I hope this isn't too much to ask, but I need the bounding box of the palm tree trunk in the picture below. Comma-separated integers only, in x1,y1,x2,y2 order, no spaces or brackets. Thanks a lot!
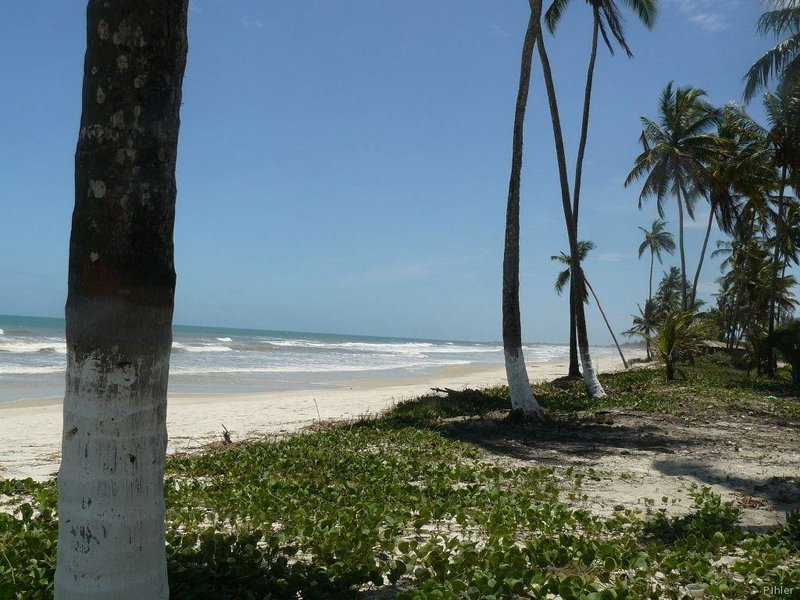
675,185,688,310
55,2,189,598
647,252,654,359
566,11,599,380
767,166,788,377
502,3,543,418
690,203,715,309
585,278,628,368
572,10,599,225
568,286,581,376
536,33,605,398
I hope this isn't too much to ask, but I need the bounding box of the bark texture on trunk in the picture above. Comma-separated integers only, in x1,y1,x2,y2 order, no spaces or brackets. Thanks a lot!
675,186,688,310
586,279,628,369
536,31,605,397
568,290,581,377
767,167,788,377
690,205,715,309
56,2,189,598
502,2,543,417
565,15,598,379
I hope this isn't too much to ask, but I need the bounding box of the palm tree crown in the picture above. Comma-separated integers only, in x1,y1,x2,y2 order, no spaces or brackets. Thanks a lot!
638,218,675,263
744,0,800,100
545,0,657,56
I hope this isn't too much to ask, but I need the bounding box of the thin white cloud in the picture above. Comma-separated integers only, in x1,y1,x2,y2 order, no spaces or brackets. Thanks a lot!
666,0,735,34
690,12,729,33
489,24,511,39
241,18,263,29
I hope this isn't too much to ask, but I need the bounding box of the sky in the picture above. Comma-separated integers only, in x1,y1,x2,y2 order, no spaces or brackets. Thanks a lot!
0,0,783,343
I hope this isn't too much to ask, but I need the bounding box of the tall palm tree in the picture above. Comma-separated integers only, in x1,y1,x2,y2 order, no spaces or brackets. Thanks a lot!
625,82,719,310
689,105,772,309
544,0,657,378
551,241,629,368
536,20,606,397
501,0,544,418
763,80,800,374
55,2,189,597
637,218,675,306
744,0,800,101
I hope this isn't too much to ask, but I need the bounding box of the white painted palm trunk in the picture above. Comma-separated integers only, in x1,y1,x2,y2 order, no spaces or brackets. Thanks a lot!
56,350,169,599
579,347,606,398
504,348,543,417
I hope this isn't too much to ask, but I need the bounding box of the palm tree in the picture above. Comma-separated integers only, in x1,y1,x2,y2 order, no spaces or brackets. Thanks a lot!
536,17,606,397
501,0,544,418
744,0,800,101
688,105,772,309
624,300,659,359
544,0,657,378
625,83,719,309
770,319,800,384
763,80,800,374
551,241,629,368
649,310,710,380
637,218,675,309
55,2,189,597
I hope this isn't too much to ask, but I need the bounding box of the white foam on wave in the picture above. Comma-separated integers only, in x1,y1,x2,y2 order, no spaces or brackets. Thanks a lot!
216,337,233,342
0,365,64,375
0,339,68,354
169,359,471,375
0,329,4,335
172,342,232,353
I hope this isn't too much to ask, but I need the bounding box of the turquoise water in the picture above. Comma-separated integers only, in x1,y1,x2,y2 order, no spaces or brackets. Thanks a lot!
0,314,613,403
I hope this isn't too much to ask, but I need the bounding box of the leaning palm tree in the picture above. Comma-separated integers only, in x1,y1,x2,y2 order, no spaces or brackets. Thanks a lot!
536,24,606,397
544,0,657,378
744,0,800,101
501,0,544,418
637,218,675,307
625,83,719,309
55,2,189,598
552,241,629,368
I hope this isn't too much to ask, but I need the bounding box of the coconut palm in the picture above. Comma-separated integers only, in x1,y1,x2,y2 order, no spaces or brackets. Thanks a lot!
624,299,659,359
501,0,544,418
648,310,711,380
763,80,800,374
536,17,606,397
770,319,800,384
55,2,189,597
688,105,773,309
637,218,675,309
625,83,720,309
544,0,657,378
744,0,800,101
551,242,629,368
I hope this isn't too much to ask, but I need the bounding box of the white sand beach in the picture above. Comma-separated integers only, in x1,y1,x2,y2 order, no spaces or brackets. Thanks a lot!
0,353,638,480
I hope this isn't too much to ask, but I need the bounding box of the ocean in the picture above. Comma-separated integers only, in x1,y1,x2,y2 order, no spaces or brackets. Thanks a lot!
0,314,615,403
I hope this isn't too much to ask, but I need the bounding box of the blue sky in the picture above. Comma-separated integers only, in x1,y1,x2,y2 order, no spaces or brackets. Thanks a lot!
0,0,781,343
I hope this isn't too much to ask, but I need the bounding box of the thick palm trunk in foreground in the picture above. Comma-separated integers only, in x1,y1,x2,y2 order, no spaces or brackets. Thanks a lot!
56,2,189,598
536,31,605,397
502,2,543,418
